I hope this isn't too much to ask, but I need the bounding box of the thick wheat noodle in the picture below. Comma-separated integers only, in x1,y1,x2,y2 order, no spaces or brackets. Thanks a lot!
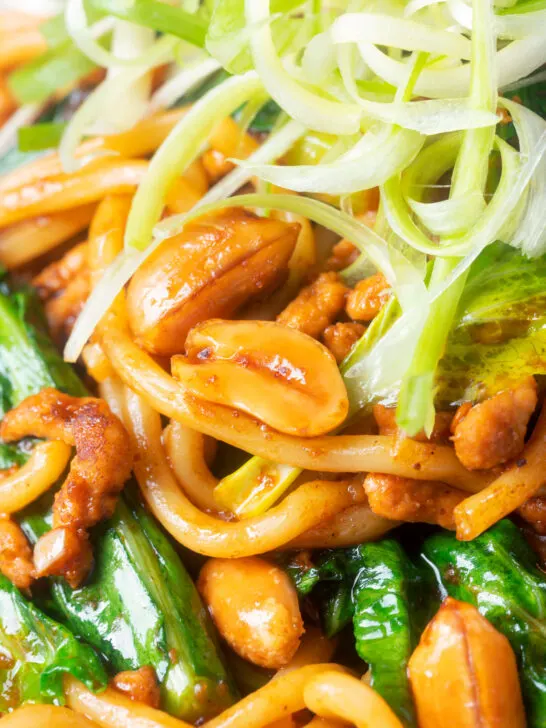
0,112,255,194
304,672,403,728
0,441,72,513
206,665,347,728
305,720,344,727
65,678,192,728
0,704,100,728
287,502,396,549
454,403,546,540
0,160,149,229
0,28,47,71
0,206,95,268
164,421,220,514
121,384,361,557
99,311,489,490
85,196,490,492
277,628,337,674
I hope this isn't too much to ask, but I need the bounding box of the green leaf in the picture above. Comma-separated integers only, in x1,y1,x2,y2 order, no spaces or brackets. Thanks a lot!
18,122,67,152
205,0,306,73
437,243,546,403
88,0,209,47
21,489,237,722
421,520,546,728
8,42,97,105
0,573,106,712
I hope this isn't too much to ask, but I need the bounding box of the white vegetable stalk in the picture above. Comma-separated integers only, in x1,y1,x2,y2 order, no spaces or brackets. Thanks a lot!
244,0,362,134
98,20,156,134
332,13,473,58
448,0,546,39
148,57,222,114
59,35,177,172
359,35,546,98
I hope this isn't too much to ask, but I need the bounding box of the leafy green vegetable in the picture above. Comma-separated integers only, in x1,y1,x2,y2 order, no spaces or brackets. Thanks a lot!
351,541,420,727
88,0,209,47
437,242,546,403
8,43,97,105
0,289,86,411
205,0,306,73
0,573,106,712
18,122,67,152
286,542,422,726
421,520,546,728
0,284,236,721
21,489,237,721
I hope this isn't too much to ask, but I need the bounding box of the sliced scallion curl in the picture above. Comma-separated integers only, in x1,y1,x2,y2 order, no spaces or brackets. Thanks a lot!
408,192,486,236
123,71,263,251
358,34,546,98
331,12,473,58
499,98,546,257
244,0,362,134
236,124,424,194
394,0,499,436
59,34,178,172
65,0,133,68
148,57,222,114
448,0,546,38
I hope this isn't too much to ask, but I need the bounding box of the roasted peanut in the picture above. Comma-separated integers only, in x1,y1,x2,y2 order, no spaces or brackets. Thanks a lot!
198,557,304,669
127,209,299,356
408,598,526,728
171,319,349,437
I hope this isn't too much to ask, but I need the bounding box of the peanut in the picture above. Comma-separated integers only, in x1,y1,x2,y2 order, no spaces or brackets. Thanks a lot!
171,319,349,436
127,209,299,356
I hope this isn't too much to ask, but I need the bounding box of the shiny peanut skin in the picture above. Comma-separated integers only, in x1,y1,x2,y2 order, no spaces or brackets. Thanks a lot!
172,319,349,436
408,598,526,728
198,557,304,670
127,209,299,356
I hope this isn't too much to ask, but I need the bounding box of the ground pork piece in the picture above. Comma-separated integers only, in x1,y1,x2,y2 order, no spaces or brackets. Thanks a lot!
451,378,537,471
518,496,546,535
346,273,391,322
364,473,466,530
0,515,34,589
326,240,359,272
1,389,133,587
277,272,347,339
33,241,88,299
322,322,365,363
112,666,161,708
373,404,453,444
44,272,90,342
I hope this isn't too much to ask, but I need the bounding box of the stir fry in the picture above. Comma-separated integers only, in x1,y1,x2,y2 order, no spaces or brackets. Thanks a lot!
0,0,545,726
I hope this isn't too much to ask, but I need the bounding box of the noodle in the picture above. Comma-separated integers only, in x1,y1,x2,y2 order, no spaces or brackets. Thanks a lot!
0,161,149,228
163,421,220,514
0,440,72,513
304,671,403,728
1,704,100,728
205,665,346,728
454,404,546,540
122,384,360,557
100,317,489,489
0,206,95,268
288,502,396,549
0,28,47,71
66,678,192,728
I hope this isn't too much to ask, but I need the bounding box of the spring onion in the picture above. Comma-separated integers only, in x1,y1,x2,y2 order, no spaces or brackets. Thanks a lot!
18,121,66,151
86,0,209,48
